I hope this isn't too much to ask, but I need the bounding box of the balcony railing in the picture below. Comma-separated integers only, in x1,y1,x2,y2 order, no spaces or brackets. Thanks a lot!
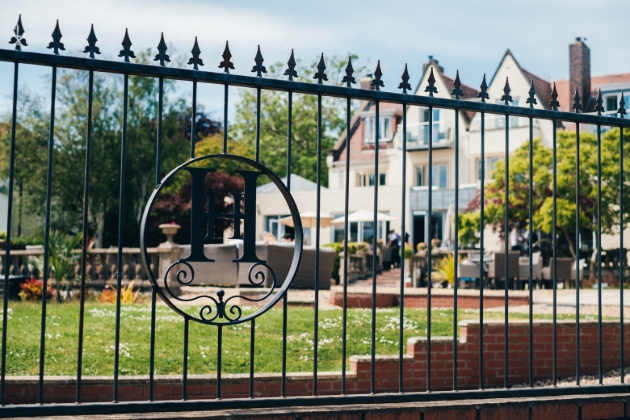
395,121,453,150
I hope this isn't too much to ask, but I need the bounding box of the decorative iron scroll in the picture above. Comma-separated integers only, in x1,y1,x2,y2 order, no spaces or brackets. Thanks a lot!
139,154,303,325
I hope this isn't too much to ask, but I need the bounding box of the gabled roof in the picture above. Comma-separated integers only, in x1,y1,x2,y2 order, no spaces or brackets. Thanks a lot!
257,174,325,193
489,49,552,110
414,58,477,121
330,99,370,160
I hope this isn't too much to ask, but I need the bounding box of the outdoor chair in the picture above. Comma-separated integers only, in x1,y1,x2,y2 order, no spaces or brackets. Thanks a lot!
457,259,482,289
541,257,573,289
237,243,334,290
487,251,520,289
518,252,542,289
567,259,586,289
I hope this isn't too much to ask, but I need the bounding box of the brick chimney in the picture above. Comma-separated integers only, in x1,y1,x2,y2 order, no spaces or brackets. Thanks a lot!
570,37,591,107
360,77,375,90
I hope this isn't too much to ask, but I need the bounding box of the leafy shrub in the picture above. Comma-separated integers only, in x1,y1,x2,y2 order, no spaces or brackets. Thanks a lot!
18,278,54,301
433,254,458,286
322,243,342,282
99,281,143,304
400,244,414,260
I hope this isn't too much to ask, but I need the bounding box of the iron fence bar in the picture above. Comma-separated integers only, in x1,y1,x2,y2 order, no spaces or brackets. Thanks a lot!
504,114,509,389
399,102,407,393
191,80,197,159
182,318,189,400
38,65,57,403
575,122,581,386
217,325,222,399
280,88,292,398
598,122,603,384
149,75,164,402
479,111,485,390
313,93,322,396
0,62,18,406
528,116,534,388
156,77,163,182
453,106,459,391
149,292,157,401
371,100,380,395
341,96,351,395
223,84,228,154
2,50,628,126
427,105,433,392
621,126,625,383
255,87,261,162
552,119,557,386
113,72,129,402
249,318,255,398
76,68,94,403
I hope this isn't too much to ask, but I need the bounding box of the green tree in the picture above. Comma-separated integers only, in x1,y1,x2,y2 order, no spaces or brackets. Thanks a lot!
0,51,193,247
476,129,630,258
231,55,367,186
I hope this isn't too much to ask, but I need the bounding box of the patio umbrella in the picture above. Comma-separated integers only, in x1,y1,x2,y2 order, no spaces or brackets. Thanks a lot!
279,211,334,228
331,209,396,225
444,204,455,247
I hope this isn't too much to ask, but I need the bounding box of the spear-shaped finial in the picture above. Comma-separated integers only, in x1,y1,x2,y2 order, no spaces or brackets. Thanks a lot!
283,49,297,81
154,33,170,66
572,86,582,113
370,60,384,91
424,67,437,97
47,20,65,55
219,41,235,74
451,70,463,100
526,80,537,108
618,92,627,118
83,24,100,59
342,56,356,88
595,89,604,115
313,53,328,84
251,45,267,77
549,82,560,111
501,77,513,105
188,37,204,70
118,28,135,63
9,15,27,51
398,64,411,94
477,74,489,103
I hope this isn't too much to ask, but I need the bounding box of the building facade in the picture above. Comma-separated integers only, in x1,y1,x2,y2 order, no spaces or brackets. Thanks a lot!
256,39,630,250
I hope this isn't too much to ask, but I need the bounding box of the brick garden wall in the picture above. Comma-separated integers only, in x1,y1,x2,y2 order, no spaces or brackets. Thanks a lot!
6,320,628,405
329,288,530,309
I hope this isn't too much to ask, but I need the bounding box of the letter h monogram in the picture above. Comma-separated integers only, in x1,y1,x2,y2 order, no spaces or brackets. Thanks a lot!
182,168,264,264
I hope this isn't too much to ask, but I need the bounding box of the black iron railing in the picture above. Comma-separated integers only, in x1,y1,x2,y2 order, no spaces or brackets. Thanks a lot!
1,15,630,417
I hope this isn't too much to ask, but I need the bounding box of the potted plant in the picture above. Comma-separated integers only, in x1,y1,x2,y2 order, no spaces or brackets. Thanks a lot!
0,231,5,250
47,230,83,302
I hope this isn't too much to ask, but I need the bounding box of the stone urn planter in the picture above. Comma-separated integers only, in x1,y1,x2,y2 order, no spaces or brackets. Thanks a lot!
158,223,181,246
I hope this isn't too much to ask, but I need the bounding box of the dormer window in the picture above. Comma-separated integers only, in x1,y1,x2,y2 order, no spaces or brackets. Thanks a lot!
364,116,393,144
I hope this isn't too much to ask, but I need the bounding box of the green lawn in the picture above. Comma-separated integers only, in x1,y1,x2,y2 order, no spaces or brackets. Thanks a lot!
1,302,589,376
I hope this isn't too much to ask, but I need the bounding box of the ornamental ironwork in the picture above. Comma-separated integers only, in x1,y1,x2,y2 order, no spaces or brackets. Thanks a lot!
139,154,303,325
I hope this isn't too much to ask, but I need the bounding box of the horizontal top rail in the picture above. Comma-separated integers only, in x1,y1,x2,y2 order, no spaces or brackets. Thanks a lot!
0,48,628,127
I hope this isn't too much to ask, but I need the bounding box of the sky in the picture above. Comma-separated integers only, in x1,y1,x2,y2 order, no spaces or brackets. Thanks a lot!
0,0,628,119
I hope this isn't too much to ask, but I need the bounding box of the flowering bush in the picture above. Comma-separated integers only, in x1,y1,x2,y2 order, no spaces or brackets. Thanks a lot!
18,278,54,302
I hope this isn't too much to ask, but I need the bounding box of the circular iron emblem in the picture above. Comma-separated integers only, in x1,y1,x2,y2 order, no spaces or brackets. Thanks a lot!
140,154,303,325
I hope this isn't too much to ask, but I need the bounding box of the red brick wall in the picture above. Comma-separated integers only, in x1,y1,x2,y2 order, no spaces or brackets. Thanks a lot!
329,290,529,309
6,320,628,405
